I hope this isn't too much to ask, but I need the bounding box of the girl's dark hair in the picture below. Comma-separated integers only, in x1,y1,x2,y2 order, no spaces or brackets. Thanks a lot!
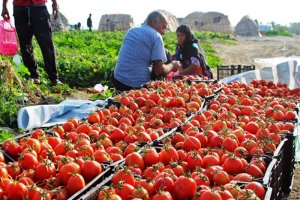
176,25,198,46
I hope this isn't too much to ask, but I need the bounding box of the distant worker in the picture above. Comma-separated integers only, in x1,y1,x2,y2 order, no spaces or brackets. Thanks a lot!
77,22,81,31
1,0,62,86
87,13,92,31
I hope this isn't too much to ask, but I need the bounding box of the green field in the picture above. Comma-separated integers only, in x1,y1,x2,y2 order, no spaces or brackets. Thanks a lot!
0,30,235,130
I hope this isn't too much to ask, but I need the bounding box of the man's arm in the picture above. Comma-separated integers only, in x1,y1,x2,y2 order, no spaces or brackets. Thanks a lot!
152,60,182,77
52,0,58,20
1,0,10,20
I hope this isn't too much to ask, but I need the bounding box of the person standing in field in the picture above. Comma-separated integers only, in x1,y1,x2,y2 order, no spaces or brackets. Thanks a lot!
1,0,62,86
112,11,182,91
87,13,92,31
77,22,81,31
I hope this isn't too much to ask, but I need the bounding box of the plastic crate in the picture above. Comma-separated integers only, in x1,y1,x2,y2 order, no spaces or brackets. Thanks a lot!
0,150,15,163
263,158,283,200
217,64,255,80
78,174,114,200
281,133,295,193
263,133,296,199
68,167,112,200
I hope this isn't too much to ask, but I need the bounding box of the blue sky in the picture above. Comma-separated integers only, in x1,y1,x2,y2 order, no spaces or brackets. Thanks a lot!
3,0,299,30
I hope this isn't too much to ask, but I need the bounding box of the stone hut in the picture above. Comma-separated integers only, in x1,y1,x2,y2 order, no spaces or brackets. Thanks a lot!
50,12,69,32
183,11,233,34
156,10,179,32
181,12,204,29
98,14,135,32
234,16,259,36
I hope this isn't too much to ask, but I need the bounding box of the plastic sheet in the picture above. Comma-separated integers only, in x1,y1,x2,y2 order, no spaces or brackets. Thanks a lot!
220,57,300,89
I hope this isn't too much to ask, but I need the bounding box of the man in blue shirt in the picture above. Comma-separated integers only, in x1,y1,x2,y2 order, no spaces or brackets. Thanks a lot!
113,11,181,91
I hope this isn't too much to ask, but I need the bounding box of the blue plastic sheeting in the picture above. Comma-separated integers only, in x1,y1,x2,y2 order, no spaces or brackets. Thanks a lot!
220,59,300,89
17,99,106,131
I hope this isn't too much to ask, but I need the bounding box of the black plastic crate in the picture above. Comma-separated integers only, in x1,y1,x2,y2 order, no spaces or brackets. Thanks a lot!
262,133,296,199
217,64,255,80
68,167,112,200
0,150,15,163
281,133,295,193
263,158,283,200
78,173,114,200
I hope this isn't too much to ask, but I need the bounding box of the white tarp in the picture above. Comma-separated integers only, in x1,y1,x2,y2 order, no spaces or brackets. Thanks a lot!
220,56,300,89
17,99,106,131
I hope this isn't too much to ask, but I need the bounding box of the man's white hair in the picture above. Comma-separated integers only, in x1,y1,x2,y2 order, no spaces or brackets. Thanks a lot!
145,11,167,25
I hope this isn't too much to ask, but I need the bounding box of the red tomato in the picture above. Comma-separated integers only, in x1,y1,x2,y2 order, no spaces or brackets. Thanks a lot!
112,169,136,186
223,157,244,174
125,152,145,170
94,149,111,163
245,181,266,199
202,154,220,169
58,162,81,185
81,160,102,182
115,183,135,200
187,152,203,171
233,147,249,158
182,136,201,152
131,187,150,200
3,181,28,200
222,138,238,152
75,123,91,134
159,146,179,165
5,162,21,179
35,159,56,181
87,112,100,124
245,163,264,178
154,176,174,193
151,191,173,200
3,140,21,159
173,176,197,199
194,173,210,186
136,179,155,196
19,153,38,170
143,147,159,167
62,121,75,132
67,173,86,196
234,173,254,182
0,167,8,179
109,127,125,142
213,170,230,185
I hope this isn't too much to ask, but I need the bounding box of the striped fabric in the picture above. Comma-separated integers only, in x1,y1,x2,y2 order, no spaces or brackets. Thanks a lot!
220,58,300,89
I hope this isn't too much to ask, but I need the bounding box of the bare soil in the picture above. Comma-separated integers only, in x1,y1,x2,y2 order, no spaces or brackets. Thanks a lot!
212,36,300,67
288,166,300,200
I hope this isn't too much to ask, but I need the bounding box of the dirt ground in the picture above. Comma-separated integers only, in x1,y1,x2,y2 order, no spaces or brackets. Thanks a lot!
212,35,300,67
211,35,300,79
288,165,300,200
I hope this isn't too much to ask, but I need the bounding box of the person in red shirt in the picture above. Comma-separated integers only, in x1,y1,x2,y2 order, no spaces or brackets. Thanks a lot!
1,0,62,86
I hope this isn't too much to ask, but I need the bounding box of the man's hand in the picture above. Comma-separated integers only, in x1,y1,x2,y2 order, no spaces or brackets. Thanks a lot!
171,60,182,72
52,0,59,20
1,6,10,20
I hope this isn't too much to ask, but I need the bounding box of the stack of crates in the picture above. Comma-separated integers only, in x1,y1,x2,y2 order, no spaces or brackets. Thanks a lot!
281,133,296,194
217,64,255,80
263,133,296,199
